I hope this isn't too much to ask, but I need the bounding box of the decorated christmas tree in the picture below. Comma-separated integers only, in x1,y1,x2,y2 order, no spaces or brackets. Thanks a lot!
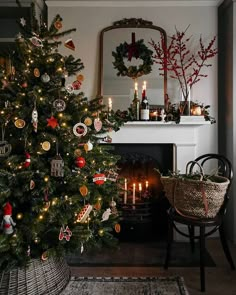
0,6,124,271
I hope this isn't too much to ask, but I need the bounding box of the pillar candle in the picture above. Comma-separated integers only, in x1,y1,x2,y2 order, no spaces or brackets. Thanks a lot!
145,181,149,189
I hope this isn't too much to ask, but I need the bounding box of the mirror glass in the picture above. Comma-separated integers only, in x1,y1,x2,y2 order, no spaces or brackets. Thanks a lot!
98,19,167,111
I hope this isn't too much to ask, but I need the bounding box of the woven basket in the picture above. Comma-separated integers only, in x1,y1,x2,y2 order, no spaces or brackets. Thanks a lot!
0,256,70,295
161,162,230,218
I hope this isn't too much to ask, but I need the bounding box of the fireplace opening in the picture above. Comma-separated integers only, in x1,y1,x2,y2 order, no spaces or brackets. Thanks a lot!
109,143,174,242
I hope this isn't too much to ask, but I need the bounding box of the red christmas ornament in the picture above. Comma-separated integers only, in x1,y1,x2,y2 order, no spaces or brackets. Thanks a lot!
24,152,31,168
75,157,86,168
72,80,82,90
21,81,28,88
47,116,59,129
93,173,106,185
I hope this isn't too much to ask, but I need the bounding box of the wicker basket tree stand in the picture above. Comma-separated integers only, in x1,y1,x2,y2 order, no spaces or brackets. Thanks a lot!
0,257,70,295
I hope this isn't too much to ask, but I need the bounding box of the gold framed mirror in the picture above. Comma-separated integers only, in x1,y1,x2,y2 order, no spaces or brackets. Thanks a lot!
98,18,167,111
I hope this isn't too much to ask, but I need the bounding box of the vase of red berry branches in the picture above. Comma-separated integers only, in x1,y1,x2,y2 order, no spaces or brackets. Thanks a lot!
149,26,218,115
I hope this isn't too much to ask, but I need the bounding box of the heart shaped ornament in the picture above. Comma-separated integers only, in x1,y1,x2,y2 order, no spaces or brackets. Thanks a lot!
94,118,102,132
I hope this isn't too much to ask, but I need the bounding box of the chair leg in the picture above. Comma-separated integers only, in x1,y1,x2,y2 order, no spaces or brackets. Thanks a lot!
219,224,235,270
164,216,173,269
199,226,206,292
188,225,195,252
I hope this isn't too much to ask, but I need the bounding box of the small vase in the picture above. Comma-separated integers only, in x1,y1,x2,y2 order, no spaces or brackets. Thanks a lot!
179,100,191,116
179,86,191,116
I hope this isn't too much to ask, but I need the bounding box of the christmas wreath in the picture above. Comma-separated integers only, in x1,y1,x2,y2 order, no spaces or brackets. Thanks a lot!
112,38,153,79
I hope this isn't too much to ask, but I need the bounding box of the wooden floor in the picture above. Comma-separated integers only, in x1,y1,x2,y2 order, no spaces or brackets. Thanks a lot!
70,238,236,294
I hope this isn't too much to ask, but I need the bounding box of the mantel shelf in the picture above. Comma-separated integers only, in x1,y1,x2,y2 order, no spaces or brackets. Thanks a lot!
125,120,211,127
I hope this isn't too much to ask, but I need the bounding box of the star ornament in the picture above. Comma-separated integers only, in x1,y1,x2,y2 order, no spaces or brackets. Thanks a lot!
47,116,59,128
20,17,26,26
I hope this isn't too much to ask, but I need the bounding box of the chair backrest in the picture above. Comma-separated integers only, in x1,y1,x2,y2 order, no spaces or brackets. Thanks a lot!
191,153,233,215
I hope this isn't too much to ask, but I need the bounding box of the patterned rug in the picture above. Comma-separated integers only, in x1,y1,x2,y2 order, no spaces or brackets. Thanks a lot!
61,276,189,295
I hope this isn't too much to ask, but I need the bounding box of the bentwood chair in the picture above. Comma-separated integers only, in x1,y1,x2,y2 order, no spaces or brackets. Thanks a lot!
164,153,235,292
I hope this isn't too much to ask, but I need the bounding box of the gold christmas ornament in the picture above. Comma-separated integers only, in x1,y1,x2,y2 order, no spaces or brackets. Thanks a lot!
79,185,88,197
42,141,51,151
114,223,121,233
14,119,26,128
74,148,82,157
33,68,40,77
84,141,93,152
84,117,92,126
77,74,84,81
98,229,104,236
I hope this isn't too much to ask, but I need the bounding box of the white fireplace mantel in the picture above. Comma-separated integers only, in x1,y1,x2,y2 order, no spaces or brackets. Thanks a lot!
111,120,211,173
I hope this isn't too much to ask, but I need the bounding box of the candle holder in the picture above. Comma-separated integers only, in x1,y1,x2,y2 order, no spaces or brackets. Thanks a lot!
149,109,158,121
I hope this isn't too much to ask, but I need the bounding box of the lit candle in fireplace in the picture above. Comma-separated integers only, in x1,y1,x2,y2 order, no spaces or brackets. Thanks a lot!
139,183,142,192
145,181,149,189
139,183,142,198
132,183,136,204
124,178,127,204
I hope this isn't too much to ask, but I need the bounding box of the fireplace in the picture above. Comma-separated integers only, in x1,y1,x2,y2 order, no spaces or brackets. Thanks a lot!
108,120,210,241
109,143,174,242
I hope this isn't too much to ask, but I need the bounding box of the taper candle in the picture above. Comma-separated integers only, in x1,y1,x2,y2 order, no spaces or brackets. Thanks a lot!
138,183,142,192
124,178,127,204
108,97,112,114
132,183,136,204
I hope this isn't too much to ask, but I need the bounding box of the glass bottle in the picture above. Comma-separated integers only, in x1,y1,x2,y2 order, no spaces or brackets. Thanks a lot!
140,89,149,121
132,88,140,121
